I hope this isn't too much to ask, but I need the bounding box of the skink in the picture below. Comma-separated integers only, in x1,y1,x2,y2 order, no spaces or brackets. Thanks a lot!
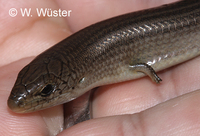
7,0,200,119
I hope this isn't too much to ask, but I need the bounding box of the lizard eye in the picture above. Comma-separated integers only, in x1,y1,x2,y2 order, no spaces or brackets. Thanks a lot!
41,84,54,97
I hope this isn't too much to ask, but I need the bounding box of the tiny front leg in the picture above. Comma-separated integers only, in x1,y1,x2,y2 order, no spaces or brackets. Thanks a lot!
129,63,162,83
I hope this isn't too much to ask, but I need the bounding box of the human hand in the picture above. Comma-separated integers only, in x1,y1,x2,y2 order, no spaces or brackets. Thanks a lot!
1,0,200,136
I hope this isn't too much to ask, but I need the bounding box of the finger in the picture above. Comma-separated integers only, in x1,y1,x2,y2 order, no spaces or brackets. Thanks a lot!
58,0,178,32
59,89,200,136
0,0,70,66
